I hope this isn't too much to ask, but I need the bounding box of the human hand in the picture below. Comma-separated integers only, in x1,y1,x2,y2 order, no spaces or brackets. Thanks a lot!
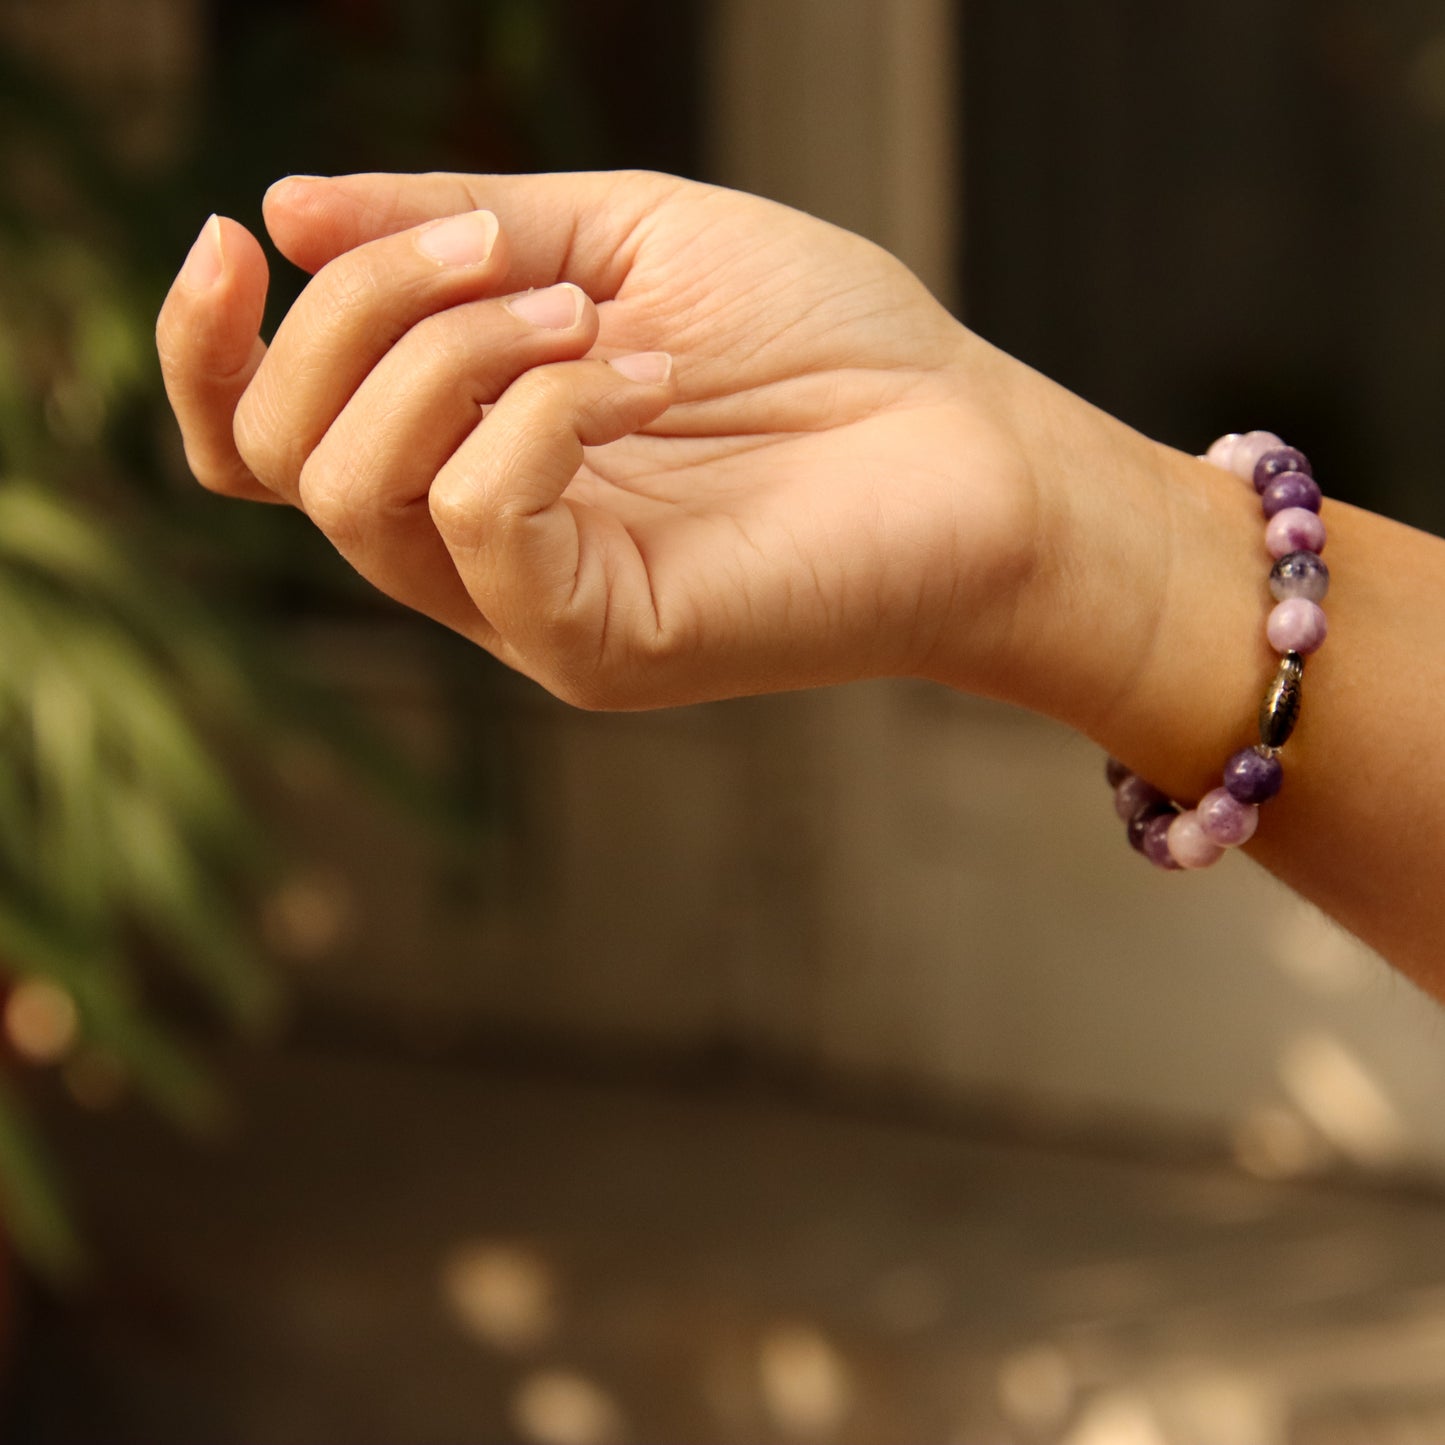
158,171,1100,710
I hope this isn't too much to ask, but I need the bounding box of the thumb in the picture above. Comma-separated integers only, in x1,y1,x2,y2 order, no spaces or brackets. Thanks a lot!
262,170,681,299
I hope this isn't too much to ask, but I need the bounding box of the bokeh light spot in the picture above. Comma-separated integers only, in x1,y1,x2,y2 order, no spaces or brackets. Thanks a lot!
510,1368,625,1445
5,978,79,1065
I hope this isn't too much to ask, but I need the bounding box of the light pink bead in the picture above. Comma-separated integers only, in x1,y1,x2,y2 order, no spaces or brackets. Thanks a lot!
1196,787,1259,847
1266,597,1328,655
1229,430,1285,483
1167,810,1226,869
1265,506,1327,558
1205,433,1242,470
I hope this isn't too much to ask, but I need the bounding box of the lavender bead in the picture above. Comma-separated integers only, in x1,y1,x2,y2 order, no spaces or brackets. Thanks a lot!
1141,813,1182,870
1223,746,1283,804
1167,810,1226,869
1205,434,1242,471
1115,774,1165,821
1196,787,1259,847
1228,430,1285,483
1269,551,1330,603
1252,446,1312,493
1261,473,1323,518
1266,507,1327,558
1267,598,1328,655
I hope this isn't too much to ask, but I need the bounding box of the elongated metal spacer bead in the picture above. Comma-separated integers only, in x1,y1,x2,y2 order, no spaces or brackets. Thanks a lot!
1259,651,1304,749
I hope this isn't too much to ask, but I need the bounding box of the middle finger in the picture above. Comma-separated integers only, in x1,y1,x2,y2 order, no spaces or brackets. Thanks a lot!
296,281,599,642
233,208,507,503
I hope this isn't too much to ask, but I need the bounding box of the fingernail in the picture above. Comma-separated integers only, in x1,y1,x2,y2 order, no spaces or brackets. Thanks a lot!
417,209,500,267
609,351,673,384
180,215,223,291
265,174,323,203
505,283,585,329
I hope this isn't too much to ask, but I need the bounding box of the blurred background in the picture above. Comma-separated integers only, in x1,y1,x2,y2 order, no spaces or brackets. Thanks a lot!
1,1,1444,1442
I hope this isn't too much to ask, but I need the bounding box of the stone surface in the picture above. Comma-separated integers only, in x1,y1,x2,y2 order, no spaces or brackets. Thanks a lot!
17,1047,1445,1445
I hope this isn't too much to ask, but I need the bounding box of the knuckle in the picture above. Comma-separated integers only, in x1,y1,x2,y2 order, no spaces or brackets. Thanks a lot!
427,477,474,542
313,249,387,322
545,665,618,713
185,440,254,498
613,167,672,198
404,306,469,365
296,453,358,543
232,386,293,485
509,364,575,420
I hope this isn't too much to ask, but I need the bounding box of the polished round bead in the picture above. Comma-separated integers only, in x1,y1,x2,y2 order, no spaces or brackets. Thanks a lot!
1105,756,1132,788
1141,813,1182,869
1269,551,1330,603
1228,431,1285,483
1252,446,1312,493
1127,800,1175,852
1261,473,1322,518
1267,598,1327,655
1167,810,1226,869
1265,507,1327,558
1196,787,1259,846
1114,774,1166,821
1205,433,1243,471
1223,746,1283,804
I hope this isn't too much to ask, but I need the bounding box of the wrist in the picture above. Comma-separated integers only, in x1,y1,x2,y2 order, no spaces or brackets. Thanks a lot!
922,348,1266,802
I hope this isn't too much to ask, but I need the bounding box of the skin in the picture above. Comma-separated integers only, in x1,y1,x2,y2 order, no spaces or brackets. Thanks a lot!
156,170,1445,993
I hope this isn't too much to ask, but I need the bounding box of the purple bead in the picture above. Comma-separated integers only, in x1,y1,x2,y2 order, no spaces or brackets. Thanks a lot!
1265,507,1327,558
1127,800,1175,852
1266,597,1328,655
1223,746,1283,804
1167,811,1226,869
1141,813,1181,870
1261,473,1322,518
1105,756,1132,788
1228,431,1285,483
1114,774,1165,821
1196,787,1259,847
1252,446,1312,493
1269,551,1329,603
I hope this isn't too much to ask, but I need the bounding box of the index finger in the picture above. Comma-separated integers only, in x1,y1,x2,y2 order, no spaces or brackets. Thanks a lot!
156,215,279,504
261,169,685,295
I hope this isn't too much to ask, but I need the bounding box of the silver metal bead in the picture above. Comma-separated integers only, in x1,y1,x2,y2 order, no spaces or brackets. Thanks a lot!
1259,652,1304,750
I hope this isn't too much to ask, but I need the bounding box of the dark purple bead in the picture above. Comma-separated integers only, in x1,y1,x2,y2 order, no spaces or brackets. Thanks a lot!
1127,801,1175,853
1114,774,1166,821
1223,746,1283,804
1141,813,1182,870
1269,550,1330,603
1261,473,1323,518
1105,756,1132,788
1252,446,1312,493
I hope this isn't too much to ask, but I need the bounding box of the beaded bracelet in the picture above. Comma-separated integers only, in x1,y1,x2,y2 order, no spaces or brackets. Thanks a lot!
1106,430,1329,870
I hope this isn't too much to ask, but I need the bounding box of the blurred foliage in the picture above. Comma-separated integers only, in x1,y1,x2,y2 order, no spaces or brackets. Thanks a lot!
0,1,587,1281
0,0,699,1283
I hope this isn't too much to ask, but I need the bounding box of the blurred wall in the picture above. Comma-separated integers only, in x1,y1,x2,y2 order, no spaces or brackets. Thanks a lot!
8,0,1444,1187
707,0,959,307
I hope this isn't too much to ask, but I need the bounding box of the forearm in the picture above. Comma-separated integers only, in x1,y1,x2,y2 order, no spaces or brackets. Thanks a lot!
936,342,1445,992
